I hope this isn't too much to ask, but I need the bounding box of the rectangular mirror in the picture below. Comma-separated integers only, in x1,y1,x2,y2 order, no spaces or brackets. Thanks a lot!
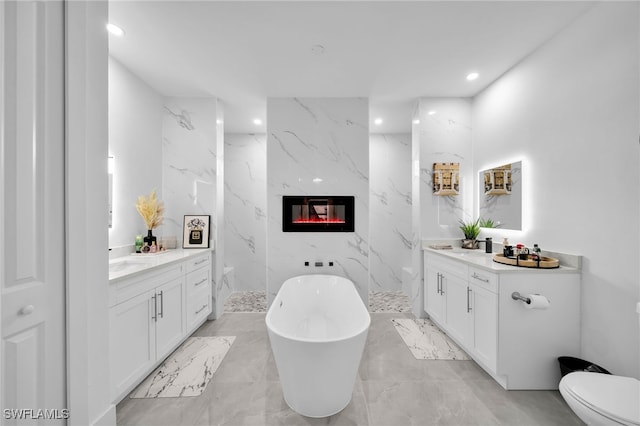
478,161,522,230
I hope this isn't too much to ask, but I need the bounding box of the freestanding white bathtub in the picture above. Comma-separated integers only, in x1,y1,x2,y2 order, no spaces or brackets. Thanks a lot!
266,274,371,418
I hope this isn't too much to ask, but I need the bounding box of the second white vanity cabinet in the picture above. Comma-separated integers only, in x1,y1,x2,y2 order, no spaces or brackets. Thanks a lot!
424,248,580,390
424,255,498,372
109,262,186,400
109,249,212,403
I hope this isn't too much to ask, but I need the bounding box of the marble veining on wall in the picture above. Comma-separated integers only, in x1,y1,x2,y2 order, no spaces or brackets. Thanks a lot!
370,134,412,292
266,98,370,305
162,97,227,318
224,134,267,292
162,98,217,244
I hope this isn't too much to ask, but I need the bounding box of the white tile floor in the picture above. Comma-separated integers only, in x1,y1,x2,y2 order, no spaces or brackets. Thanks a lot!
116,309,583,426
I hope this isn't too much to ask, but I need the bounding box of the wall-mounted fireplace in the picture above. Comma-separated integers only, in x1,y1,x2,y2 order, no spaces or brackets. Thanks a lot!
282,196,355,232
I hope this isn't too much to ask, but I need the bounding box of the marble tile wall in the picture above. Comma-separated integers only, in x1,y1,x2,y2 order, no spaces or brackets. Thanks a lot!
418,98,473,234
162,98,228,318
224,134,267,292
266,98,369,305
369,134,412,291
411,98,473,317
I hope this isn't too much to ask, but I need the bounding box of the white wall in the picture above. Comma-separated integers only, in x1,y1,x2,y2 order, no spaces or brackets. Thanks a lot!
370,133,412,291
473,2,640,377
224,133,267,292
66,1,114,424
108,57,164,249
266,98,370,304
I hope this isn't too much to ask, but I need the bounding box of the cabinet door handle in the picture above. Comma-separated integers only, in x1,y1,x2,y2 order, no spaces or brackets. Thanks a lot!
195,304,208,315
158,290,164,319
436,273,441,294
467,287,472,313
195,278,208,287
472,272,489,283
439,273,445,295
151,294,157,321
194,258,207,265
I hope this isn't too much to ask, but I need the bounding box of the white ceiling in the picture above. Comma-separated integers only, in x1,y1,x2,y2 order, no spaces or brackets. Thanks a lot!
108,1,595,133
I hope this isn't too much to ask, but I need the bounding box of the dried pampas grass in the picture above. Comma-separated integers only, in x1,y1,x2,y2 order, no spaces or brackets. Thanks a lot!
136,190,164,230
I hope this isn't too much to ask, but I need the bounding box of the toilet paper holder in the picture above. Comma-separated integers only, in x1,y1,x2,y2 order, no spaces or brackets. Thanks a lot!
511,292,531,304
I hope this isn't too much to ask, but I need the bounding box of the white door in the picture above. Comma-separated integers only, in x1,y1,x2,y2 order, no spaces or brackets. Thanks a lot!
1,1,66,423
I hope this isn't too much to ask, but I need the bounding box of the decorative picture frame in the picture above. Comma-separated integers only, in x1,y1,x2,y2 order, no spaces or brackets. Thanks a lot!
182,215,210,249
432,162,460,196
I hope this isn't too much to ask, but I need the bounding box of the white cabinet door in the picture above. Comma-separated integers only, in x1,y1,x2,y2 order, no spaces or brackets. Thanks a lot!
155,277,186,360
444,274,471,346
469,283,497,371
424,265,444,325
110,290,155,400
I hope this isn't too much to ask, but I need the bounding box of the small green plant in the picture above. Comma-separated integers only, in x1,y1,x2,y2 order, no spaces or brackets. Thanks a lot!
479,218,501,229
458,218,481,240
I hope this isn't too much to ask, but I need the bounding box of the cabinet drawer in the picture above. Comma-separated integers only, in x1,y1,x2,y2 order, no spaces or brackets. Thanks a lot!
425,253,468,280
187,286,211,331
187,267,210,296
186,252,211,274
468,267,498,293
110,264,184,307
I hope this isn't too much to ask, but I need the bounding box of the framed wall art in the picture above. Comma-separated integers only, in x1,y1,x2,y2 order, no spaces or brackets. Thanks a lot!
432,162,460,196
183,215,210,248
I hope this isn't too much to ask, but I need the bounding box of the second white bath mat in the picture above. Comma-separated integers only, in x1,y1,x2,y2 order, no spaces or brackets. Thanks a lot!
392,318,470,360
130,336,235,398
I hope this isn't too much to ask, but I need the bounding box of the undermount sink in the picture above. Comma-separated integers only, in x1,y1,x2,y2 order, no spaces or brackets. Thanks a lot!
108,258,153,274
452,250,488,257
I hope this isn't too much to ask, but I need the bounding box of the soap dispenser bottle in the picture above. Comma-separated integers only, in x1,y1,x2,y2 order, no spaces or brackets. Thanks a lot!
532,243,541,261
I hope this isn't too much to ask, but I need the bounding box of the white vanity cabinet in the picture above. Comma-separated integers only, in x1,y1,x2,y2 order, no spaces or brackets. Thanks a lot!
109,263,185,401
423,249,580,390
424,255,498,371
109,249,213,403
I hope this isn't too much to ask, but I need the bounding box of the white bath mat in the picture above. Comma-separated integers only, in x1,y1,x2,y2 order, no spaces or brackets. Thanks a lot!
392,318,470,360
130,336,235,398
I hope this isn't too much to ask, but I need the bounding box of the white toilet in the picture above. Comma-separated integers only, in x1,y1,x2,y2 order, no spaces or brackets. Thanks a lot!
559,302,640,426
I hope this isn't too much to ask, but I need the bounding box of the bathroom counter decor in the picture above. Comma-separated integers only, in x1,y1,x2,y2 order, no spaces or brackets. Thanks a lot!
492,253,559,269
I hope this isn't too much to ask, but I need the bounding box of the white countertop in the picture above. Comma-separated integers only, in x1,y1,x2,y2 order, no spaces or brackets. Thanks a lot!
423,245,579,274
109,248,214,282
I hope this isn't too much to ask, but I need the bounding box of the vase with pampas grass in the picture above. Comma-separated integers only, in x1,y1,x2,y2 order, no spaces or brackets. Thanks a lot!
135,190,164,250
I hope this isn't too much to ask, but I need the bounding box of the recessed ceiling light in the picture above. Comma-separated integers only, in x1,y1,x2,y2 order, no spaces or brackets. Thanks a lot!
374,118,383,125
253,118,262,125
428,111,437,116
106,23,124,37
412,119,420,124
466,72,479,81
